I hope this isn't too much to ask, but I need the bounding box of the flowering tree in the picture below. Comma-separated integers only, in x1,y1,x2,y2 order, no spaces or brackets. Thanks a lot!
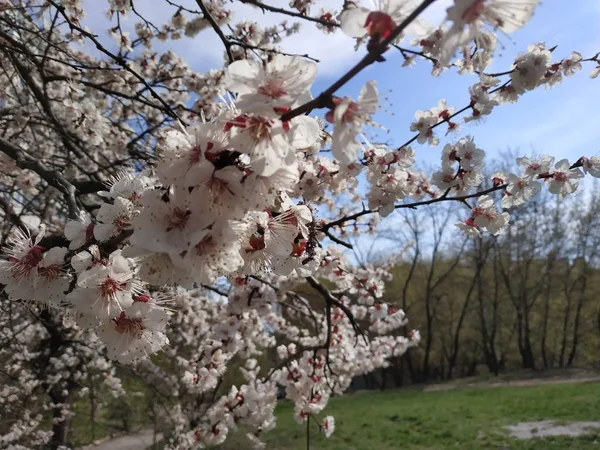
1,0,599,448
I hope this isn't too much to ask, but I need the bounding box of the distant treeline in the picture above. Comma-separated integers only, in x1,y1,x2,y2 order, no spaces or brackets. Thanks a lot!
355,181,600,387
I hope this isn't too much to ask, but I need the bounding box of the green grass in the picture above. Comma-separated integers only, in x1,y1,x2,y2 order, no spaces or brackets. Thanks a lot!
216,381,600,450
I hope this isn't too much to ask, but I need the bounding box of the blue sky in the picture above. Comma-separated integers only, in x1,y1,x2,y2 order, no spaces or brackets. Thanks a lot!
81,0,600,166
306,0,600,167
292,0,600,258
79,0,600,258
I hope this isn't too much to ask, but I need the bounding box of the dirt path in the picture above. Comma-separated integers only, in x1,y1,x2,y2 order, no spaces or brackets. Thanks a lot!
505,420,600,439
79,430,162,450
424,374,600,392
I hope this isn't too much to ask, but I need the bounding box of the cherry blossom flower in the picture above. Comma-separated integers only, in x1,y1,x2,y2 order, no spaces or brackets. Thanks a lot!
547,159,584,198
234,212,274,273
321,415,335,437
279,193,314,237
440,0,539,64
233,209,304,274
224,112,320,178
464,78,499,122
172,220,243,283
410,109,439,145
93,197,135,242
224,112,291,176
156,124,226,188
33,247,70,307
339,0,431,43
98,171,153,204
510,42,552,93
130,187,212,255
472,195,509,235
455,219,482,237
266,213,305,257
561,51,583,76
456,137,484,169
517,155,555,180
136,252,195,288
71,245,103,274
241,164,299,211
432,167,459,191
97,301,170,363
578,156,600,178
368,302,388,320
64,214,94,250
501,173,542,209
0,227,46,302
68,251,138,324
271,245,322,277
225,55,316,109
328,81,378,164
367,166,411,216
457,195,509,236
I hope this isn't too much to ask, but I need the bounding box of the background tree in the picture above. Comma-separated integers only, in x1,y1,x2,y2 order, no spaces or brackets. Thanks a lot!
1,0,600,448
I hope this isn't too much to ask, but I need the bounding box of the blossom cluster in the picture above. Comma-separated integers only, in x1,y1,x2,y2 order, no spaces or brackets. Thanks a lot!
1,0,600,448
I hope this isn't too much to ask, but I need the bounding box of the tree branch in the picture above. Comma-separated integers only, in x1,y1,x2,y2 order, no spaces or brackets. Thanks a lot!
45,0,186,125
237,0,339,28
305,276,366,343
0,136,79,218
195,0,234,63
280,0,438,121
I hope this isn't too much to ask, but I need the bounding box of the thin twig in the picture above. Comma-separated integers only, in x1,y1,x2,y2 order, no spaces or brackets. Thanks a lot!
237,0,339,28
45,0,186,125
0,196,28,230
229,39,320,62
280,0,439,121
201,283,230,297
321,184,507,232
305,276,367,344
0,136,79,219
195,0,234,63
322,228,353,249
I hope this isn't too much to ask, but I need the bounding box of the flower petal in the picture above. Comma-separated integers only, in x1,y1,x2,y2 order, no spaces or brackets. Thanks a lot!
339,7,370,38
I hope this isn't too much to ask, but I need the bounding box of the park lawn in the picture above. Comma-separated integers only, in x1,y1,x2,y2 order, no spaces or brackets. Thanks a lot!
217,381,600,450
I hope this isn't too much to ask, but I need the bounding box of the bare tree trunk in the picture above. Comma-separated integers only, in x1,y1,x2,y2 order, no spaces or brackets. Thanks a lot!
521,310,536,370
38,309,75,450
540,281,552,369
559,279,576,368
476,242,501,375
447,238,485,378
568,275,588,366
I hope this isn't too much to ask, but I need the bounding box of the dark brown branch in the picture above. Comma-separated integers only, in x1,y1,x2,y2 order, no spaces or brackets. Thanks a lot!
69,180,106,195
0,136,79,218
305,276,366,344
280,0,439,121
237,0,339,28
229,39,320,62
392,44,439,64
195,0,234,63
45,0,186,125
321,228,353,249
321,184,507,232
201,283,229,297
0,196,28,230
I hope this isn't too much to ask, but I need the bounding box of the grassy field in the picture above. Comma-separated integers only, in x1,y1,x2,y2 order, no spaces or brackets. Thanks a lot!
216,381,600,450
